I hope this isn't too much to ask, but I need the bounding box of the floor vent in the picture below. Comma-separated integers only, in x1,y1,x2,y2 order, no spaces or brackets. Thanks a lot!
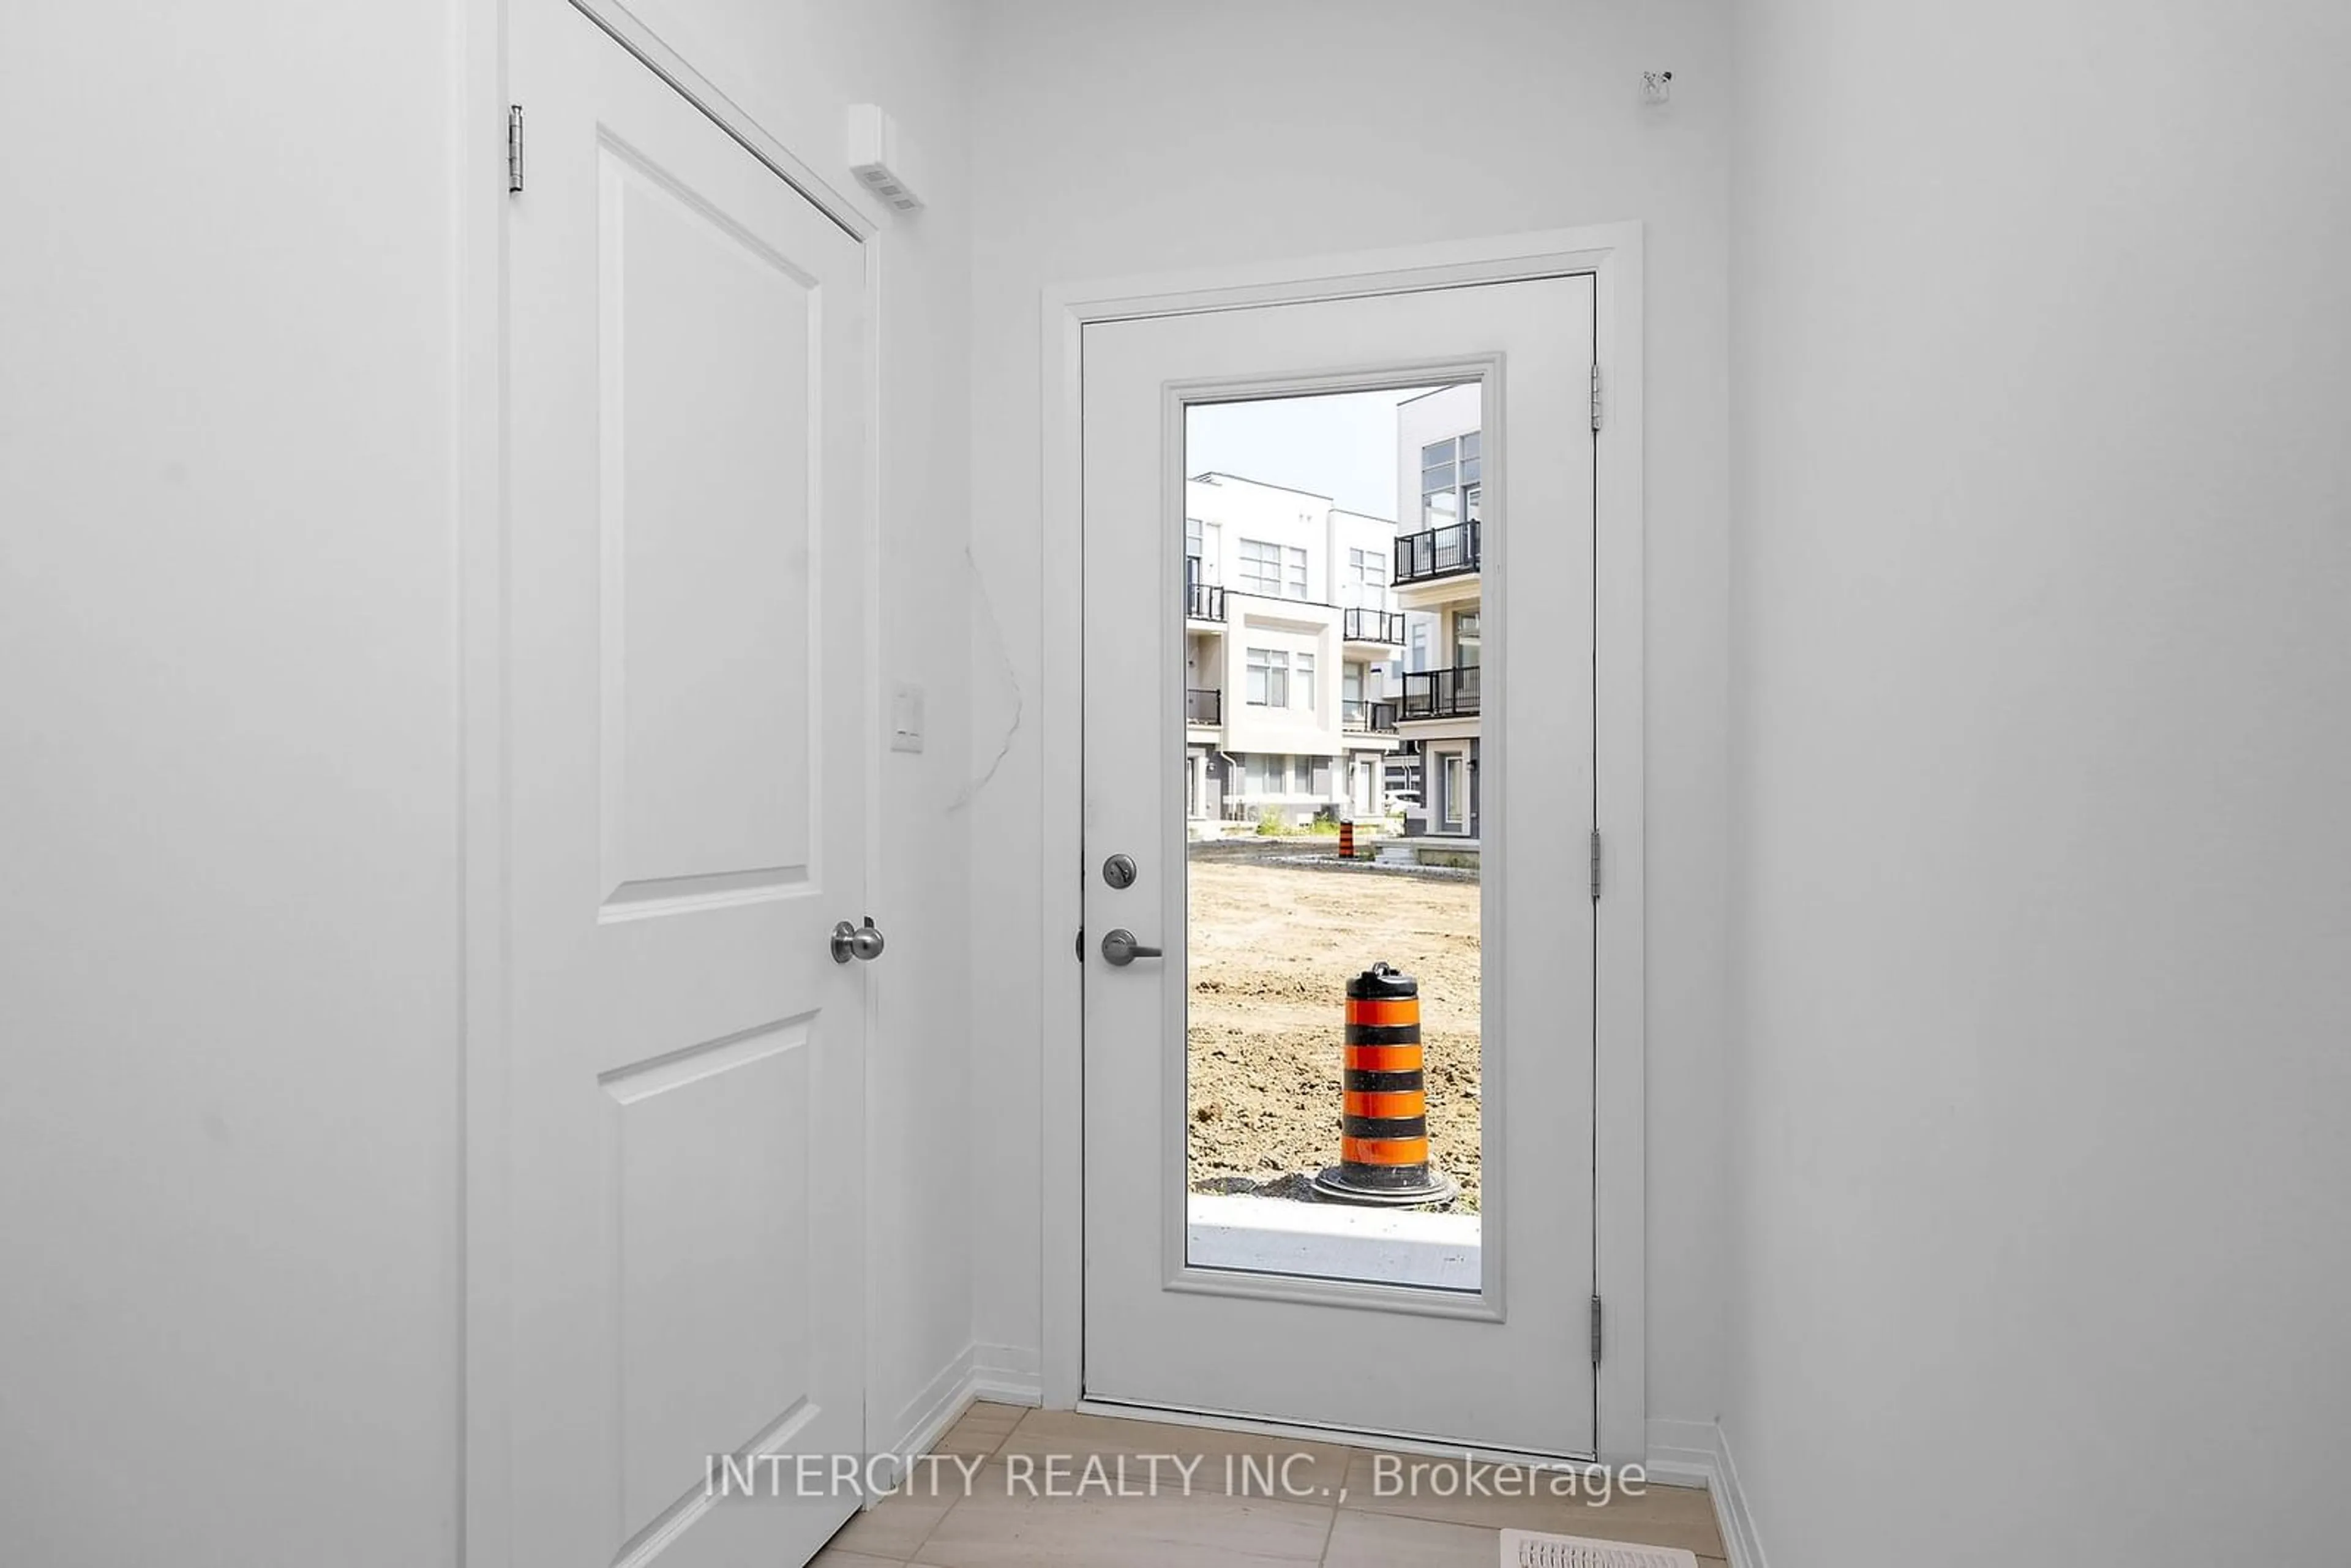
1499,1532,1699,1568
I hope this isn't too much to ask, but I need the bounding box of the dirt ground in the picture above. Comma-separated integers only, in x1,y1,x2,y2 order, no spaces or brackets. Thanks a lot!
1185,848,1482,1209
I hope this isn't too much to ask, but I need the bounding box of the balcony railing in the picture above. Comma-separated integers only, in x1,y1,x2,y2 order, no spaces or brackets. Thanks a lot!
1185,687,1223,725
1342,698,1400,733
1341,607,1405,644
1394,520,1481,583
1399,666,1480,719
1186,580,1226,622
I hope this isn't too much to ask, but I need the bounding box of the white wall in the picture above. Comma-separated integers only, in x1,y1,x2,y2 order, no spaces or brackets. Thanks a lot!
0,9,462,1562
0,2,977,1559
1723,2,2351,1562
967,0,1734,1431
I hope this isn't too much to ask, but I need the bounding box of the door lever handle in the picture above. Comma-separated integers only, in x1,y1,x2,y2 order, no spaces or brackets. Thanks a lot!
1099,928,1163,967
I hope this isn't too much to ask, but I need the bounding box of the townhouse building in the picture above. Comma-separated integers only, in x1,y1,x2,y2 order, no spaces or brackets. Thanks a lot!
1181,473,1406,825
1391,383,1484,838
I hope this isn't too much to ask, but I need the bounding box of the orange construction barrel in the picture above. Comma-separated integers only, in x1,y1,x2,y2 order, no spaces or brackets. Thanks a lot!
1311,962,1457,1206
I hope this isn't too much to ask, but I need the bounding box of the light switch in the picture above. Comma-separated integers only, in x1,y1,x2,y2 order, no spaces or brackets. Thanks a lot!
890,681,926,753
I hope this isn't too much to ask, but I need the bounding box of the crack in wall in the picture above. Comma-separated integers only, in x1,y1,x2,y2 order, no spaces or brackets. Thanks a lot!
951,542,1021,813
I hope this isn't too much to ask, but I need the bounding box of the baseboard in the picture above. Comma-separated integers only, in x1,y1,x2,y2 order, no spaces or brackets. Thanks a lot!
969,1341,1043,1406
872,1343,980,1484
1710,1420,1767,1568
1643,1417,1764,1568
866,1341,1044,1495
1640,1417,1715,1490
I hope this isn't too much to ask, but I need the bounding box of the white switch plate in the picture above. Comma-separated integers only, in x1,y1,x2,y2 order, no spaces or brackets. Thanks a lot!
890,681,926,752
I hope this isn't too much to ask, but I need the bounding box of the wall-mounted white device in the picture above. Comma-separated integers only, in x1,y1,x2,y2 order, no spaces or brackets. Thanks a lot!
846,104,926,213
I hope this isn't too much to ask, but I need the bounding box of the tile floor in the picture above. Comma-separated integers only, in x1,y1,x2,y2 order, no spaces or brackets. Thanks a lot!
816,1403,1727,1567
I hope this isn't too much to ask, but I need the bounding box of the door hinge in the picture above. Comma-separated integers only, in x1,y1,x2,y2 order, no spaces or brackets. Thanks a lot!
1589,1293,1603,1365
1589,828,1602,900
1589,362,1603,432
507,105,525,194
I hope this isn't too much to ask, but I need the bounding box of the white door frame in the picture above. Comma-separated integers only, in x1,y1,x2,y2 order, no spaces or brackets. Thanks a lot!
1037,223,1648,1462
453,6,888,1564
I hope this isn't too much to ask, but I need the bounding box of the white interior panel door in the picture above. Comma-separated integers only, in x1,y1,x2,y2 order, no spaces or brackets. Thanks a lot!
504,1,869,1562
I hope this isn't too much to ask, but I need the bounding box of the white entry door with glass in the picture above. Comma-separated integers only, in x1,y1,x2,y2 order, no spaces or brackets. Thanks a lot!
1081,275,1599,1455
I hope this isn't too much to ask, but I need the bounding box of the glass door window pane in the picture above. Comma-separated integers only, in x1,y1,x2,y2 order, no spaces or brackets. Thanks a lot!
1182,384,1485,1294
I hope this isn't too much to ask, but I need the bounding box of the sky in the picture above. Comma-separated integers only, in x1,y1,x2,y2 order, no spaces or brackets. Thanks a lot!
1184,385,1448,520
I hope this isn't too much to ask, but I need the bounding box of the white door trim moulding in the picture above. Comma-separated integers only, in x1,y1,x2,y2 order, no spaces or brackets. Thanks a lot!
555,1,877,241
1035,222,1648,1461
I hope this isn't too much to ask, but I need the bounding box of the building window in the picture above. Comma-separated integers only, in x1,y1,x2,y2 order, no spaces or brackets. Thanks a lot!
1453,610,1480,667
1248,753,1288,794
1245,647,1289,707
1343,662,1364,704
1307,757,1335,797
1235,539,1303,598
1346,547,1387,609
1294,652,1316,711
1409,618,1431,673
1420,431,1482,528
1235,538,1282,595
1187,517,1220,580
1443,753,1467,828
1421,441,1455,527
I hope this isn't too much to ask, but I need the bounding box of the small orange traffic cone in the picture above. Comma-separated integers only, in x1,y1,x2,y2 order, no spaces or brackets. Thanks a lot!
1312,963,1456,1206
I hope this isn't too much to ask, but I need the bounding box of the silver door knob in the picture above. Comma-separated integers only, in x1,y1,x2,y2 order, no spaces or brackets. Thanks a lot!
830,916,885,964
1100,928,1163,966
